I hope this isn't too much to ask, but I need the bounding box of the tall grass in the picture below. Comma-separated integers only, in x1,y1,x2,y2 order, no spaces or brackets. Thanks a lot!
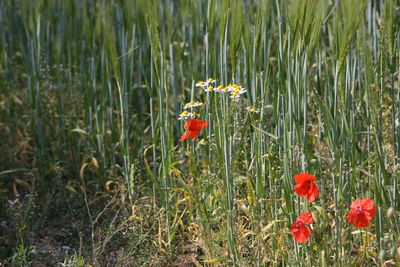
1,0,399,265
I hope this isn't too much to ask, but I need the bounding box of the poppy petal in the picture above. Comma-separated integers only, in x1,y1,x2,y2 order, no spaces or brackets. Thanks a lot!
294,173,316,184
183,119,194,130
187,130,199,139
350,199,365,209
180,130,199,142
306,182,319,202
187,119,208,131
348,199,376,227
360,199,376,216
290,221,311,243
294,183,309,197
297,212,314,224
180,131,191,142
347,210,371,227
180,119,208,142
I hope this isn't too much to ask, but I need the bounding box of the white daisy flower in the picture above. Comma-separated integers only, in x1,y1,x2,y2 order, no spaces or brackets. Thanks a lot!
232,84,247,94
178,110,198,120
225,84,246,94
183,101,203,109
206,78,216,84
236,88,247,94
226,84,237,92
213,85,224,92
195,81,207,88
199,139,207,145
217,87,230,93
205,86,214,92
246,106,260,113
229,93,240,101
196,78,216,88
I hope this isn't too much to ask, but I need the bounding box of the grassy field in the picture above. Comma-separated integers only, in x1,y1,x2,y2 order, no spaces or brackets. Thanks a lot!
1,0,399,266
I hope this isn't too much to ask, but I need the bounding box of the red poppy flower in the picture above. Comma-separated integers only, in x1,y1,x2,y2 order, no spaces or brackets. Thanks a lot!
290,221,311,243
296,212,314,224
290,212,314,243
294,173,319,202
180,119,208,142
347,198,376,227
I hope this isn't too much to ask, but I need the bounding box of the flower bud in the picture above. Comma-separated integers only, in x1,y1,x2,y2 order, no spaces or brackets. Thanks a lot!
387,207,395,218
390,247,396,257
379,250,386,261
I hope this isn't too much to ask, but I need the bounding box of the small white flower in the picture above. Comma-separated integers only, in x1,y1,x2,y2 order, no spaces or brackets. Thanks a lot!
195,81,207,88
196,78,216,88
225,83,246,94
206,78,216,84
213,85,223,92
229,93,240,101
246,106,260,113
233,84,247,94
226,84,236,92
205,86,214,92
236,88,247,94
178,110,198,120
199,139,207,145
183,101,203,109
217,87,230,93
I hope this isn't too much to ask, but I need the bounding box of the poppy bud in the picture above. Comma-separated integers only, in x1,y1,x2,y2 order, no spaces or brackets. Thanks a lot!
387,207,394,218
379,250,385,261
390,247,396,258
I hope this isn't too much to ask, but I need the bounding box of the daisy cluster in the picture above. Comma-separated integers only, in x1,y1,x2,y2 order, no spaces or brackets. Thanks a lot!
178,101,204,120
195,78,261,115
178,78,261,144
196,78,247,102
